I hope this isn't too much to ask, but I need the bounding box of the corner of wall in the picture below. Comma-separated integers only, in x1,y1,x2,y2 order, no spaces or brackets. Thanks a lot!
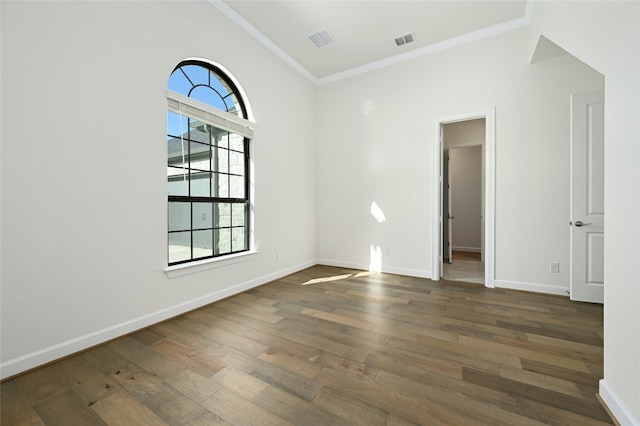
599,379,640,426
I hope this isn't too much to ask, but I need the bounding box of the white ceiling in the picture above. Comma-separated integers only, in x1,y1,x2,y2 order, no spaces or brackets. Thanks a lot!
213,0,531,84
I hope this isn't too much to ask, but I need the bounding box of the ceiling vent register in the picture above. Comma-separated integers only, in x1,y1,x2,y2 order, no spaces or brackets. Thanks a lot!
308,29,335,48
395,33,415,47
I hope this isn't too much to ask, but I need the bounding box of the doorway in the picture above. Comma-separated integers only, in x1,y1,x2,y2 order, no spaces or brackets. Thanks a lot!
443,130,484,284
432,109,495,288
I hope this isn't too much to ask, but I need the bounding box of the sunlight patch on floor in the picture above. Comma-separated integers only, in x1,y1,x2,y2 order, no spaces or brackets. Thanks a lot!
355,271,377,278
302,273,353,285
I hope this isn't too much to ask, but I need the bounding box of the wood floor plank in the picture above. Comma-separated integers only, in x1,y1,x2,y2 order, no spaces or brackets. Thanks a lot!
152,337,226,377
184,411,232,426
14,365,73,406
2,265,610,425
251,361,323,402
110,336,188,379
51,355,123,406
163,368,221,403
498,364,583,398
457,334,593,373
520,358,603,388
462,366,611,423
301,308,375,331
315,366,470,425
90,393,168,426
493,334,603,365
279,329,369,363
199,326,269,358
373,368,544,426
32,389,107,426
212,367,269,399
253,385,347,426
201,387,293,426
525,332,604,354
129,380,209,425
199,342,262,373
311,386,389,425
0,381,46,426
244,328,319,357
214,299,284,324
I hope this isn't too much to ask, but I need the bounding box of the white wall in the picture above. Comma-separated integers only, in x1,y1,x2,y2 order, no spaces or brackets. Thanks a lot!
0,1,317,378
529,2,640,423
317,26,604,292
449,146,482,251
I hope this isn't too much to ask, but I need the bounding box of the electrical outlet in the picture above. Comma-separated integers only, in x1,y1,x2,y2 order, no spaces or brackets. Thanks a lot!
549,262,560,273
276,252,282,261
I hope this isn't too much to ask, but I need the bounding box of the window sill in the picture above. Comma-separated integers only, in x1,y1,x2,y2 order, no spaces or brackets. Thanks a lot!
164,250,258,278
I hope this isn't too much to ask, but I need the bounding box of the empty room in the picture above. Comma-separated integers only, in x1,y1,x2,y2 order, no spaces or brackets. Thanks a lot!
1,1,638,425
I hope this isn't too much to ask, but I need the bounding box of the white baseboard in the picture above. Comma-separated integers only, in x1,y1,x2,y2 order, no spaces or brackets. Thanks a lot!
0,260,315,381
452,246,481,253
316,258,431,279
599,379,640,425
494,279,569,296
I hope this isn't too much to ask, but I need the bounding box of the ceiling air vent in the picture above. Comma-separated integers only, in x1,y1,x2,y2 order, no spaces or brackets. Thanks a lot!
308,29,335,48
394,32,415,47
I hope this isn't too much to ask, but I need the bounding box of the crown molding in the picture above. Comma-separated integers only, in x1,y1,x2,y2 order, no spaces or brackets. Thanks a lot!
317,14,531,85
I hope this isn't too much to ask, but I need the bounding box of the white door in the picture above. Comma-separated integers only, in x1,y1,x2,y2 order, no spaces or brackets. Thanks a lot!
570,91,604,303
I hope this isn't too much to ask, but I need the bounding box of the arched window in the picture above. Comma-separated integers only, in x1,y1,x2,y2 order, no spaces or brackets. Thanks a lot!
167,60,253,265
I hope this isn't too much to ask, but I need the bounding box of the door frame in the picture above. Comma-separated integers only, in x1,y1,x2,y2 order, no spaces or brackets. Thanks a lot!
432,108,496,288
443,148,452,264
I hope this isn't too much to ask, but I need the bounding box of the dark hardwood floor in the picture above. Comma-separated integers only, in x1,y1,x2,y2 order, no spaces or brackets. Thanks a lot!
452,250,482,262
1,265,611,425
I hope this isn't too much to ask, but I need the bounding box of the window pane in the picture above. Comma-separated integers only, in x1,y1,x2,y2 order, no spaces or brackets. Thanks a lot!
190,86,226,111
229,150,244,176
192,202,213,230
232,227,247,251
190,152,211,172
186,124,211,145
167,71,192,97
226,93,241,116
216,132,229,149
168,166,186,177
181,65,209,87
168,202,190,231
229,133,244,152
216,203,231,227
193,230,213,258
168,113,189,168
168,143,189,168
215,147,229,173
190,173,210,197
215,228,231,255
167,111,189,139
189,142,210,169
169,231,191,263
168,172,188,196
214,174,229,197
229,175,244,198
232,203,246,227
209,75,231,99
